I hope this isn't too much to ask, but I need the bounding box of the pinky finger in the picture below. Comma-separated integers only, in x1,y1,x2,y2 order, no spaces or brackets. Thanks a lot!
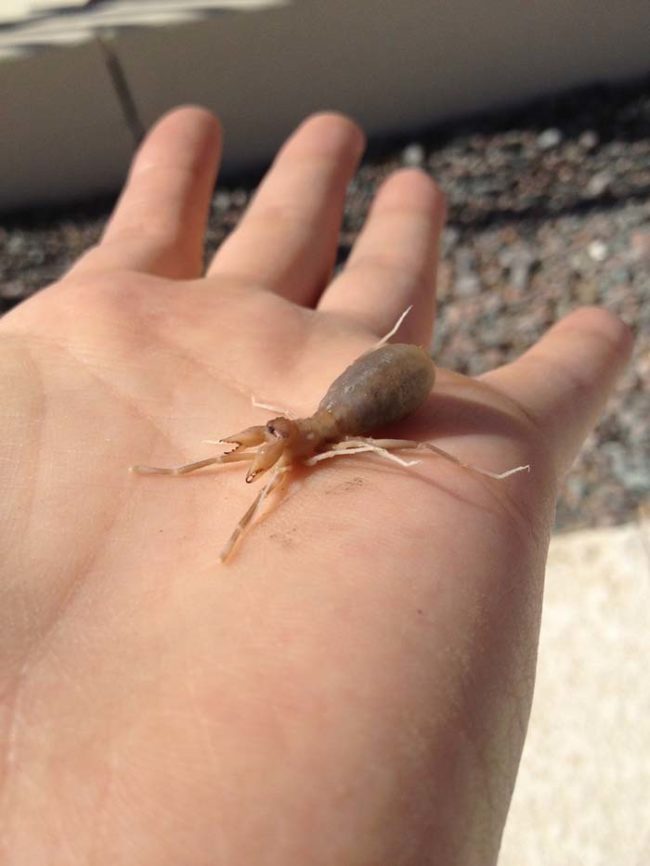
480,307,633,476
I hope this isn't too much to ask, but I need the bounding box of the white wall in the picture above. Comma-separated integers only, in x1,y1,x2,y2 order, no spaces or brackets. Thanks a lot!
1,41,133,210
1,0,648,210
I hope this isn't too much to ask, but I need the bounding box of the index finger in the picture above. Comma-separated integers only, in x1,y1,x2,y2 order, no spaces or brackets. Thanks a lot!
70,106,221,281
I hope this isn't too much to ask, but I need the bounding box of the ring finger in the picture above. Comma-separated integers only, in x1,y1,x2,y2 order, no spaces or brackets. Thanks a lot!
318,169,446,345
207,112,364,306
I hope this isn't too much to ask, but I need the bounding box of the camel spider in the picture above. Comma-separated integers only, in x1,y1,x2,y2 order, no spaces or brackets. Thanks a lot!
132,309,529,560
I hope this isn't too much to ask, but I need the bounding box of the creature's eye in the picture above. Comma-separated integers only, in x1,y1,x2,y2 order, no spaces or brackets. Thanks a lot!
266,418,292,439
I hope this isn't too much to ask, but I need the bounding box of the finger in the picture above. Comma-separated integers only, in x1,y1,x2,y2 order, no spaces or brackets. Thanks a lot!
70,106,221,280
318,169,445,345
207,112,364,305
481,307,634,475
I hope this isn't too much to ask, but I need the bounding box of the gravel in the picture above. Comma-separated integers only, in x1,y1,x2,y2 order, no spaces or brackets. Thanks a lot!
1,78,648,532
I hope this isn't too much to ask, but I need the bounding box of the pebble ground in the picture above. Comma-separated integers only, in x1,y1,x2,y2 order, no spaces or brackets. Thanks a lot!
1,78,648,531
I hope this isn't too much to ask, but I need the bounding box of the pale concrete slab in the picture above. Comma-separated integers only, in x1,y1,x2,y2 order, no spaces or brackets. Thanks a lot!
2,0,649,208
0,41,133,211
500,521,650,865
117,0,650,174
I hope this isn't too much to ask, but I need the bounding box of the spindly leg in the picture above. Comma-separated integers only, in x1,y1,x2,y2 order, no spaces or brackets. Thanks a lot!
369,305,413,351
131,451,254,476
305,442,420,468
220,466,289,561
251,395,295,418
343,437,530,480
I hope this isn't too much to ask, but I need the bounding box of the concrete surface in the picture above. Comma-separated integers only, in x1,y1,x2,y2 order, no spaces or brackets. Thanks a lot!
1,0,649,209
0,41,134,210
499,520,650,865
120,0,650,174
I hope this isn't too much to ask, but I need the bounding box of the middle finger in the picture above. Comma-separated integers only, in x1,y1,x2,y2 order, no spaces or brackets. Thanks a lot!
207,113,364,305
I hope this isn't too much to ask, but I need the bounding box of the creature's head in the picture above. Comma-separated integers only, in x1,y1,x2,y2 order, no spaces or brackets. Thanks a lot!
221,417,301,483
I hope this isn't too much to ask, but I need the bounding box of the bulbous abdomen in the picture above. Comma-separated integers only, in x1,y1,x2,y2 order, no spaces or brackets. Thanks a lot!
317,343,435,437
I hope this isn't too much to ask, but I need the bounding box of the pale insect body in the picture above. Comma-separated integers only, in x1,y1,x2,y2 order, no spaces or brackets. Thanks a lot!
132,314,529,561
319,343,435,435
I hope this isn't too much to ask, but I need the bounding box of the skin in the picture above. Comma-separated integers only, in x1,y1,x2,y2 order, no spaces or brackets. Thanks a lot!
0,107,632,865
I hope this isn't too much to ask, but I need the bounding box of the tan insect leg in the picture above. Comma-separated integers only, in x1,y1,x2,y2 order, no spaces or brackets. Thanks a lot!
251,395,296,418
220,467,289,562
304,445,368,465
305,442,420,468
131,451,254,476
345,437,530,480
370,305,413,350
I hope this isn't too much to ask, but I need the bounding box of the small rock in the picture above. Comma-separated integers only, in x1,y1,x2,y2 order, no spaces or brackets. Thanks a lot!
482,348,505,371
588,240,609,262
230,189,248,208
635,349,650,386
441,225,460,257
7,235,26,254
212,191,231,212
629,229,650,262
537,128,563,150
602,443,650,492
0,281,29,301
500,244,537,293
436,260,452,301
578,130,600,150
455,274,481,298
481,263,503,288
481,319,511,349
401,143,426,167
575,280,599,305
564,473,587,505
453,247,481,297
585,172,612,198
27,248,45,266
569,251,585,273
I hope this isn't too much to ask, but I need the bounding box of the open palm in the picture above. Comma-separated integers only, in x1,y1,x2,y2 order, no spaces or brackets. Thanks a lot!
0,109,631,865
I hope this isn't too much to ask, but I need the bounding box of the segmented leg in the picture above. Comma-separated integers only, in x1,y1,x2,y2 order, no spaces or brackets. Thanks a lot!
251,395,295,418
305,442,420,468
369,305,413,351
131,451,253,476
343,437,531,480
220,466,290,561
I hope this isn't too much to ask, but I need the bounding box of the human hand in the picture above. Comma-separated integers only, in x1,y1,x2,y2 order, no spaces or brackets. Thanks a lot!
0,107,631,865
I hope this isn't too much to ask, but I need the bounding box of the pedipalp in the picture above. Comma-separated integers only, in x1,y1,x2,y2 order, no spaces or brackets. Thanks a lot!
132,450,254,476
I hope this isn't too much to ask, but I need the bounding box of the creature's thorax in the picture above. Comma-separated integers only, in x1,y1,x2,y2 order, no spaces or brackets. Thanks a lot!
293,411,341,458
